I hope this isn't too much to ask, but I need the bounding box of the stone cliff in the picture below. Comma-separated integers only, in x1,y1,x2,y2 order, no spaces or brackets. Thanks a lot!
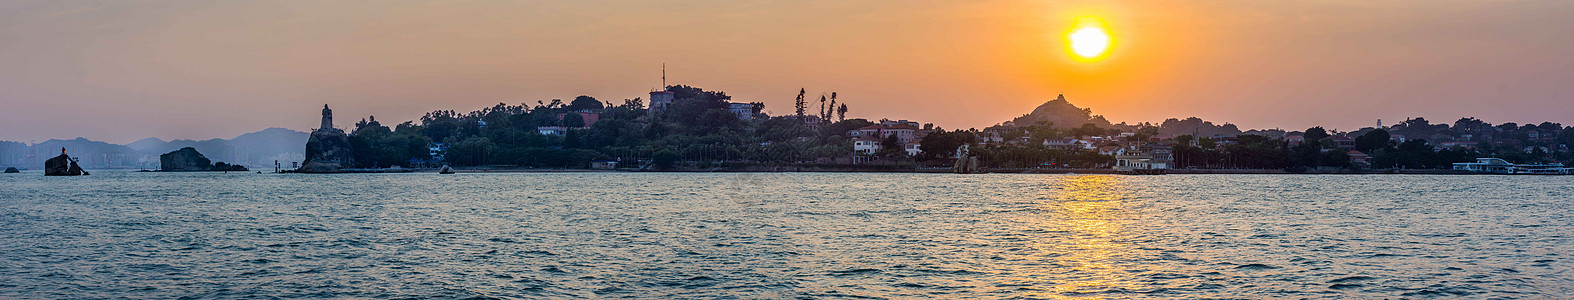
299,130,354,172
160,147,248,171
298,104,355,173
160,147,213,171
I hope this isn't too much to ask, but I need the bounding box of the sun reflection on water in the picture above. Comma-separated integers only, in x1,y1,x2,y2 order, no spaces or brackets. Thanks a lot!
1019,175,1139,299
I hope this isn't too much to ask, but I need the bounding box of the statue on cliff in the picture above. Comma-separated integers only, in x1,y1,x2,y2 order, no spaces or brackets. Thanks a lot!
299,105,355,173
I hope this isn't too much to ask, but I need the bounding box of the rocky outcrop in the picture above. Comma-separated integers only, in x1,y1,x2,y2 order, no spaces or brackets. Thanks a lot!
44,148,87,176
160,147,249,172
160,147,213,171
299,130,354,172
1006,94,1111,128
298,105,354,173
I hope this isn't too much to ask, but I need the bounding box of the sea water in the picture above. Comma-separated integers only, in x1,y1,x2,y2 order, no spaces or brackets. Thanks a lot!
1,171,1571,298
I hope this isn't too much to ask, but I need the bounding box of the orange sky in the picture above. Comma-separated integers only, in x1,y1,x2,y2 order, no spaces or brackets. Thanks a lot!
3,0,1573,143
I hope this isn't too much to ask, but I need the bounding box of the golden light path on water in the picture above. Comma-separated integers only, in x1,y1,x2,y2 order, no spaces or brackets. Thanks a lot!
1015,175,1137,299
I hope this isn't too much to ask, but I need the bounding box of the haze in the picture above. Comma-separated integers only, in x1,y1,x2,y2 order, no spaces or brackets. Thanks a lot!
3,0,1572,144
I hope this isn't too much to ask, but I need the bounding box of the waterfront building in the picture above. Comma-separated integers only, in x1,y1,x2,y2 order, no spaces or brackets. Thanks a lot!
589,160,618,170
1113,154,1169,171
1452,158,1513,173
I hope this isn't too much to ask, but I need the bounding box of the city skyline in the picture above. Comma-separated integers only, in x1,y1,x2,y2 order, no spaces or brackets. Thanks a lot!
3,0,1573,144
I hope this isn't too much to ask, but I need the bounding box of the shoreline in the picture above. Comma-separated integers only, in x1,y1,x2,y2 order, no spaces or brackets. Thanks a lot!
268,167,1520,175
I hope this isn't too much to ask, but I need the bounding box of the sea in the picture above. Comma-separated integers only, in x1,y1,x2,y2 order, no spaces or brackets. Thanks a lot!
1,170,1571,299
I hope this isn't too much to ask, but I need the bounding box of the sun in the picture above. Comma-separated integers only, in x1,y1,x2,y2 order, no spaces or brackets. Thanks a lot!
1066,17,1113,62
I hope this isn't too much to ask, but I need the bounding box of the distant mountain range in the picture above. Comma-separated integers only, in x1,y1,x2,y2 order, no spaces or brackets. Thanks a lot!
0,128,308,169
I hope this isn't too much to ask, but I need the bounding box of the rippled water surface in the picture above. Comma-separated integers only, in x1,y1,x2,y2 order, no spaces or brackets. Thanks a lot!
2,171,1572,299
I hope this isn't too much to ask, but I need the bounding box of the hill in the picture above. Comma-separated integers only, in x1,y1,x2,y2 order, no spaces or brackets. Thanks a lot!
1001,94,1112,128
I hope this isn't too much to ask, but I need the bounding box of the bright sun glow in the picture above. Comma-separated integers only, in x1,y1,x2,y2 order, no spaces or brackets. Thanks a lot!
1067,17,1113,62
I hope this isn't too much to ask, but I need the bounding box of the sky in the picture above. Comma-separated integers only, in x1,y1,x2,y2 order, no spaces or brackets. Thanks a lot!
2,0,1573,144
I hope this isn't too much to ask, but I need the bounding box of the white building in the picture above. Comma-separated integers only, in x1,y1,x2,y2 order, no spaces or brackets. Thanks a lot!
648,91,675,111
853,136,881,154
538,126,568,136
1043,138,1095,150
1114,154,1169,171
848,124,918,143
728,102,755,120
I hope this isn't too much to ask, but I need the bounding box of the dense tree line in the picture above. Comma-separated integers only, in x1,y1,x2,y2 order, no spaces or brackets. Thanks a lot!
343,86,862,169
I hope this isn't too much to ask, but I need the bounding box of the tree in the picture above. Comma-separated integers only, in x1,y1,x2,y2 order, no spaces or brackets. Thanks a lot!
447,137,496,166
794,88,807,119
653,150,679,170
1304,127,1330,141
837,103,848,121
879,134,903,158
566,95,604,111
562,113,586,128
1354,129,1392,152
828,92,837,122
1321,150,1349,167
819,94,828,122
918,129,975,160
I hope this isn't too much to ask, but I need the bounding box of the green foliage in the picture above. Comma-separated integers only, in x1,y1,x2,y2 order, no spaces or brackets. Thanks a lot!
1354,129,1392,152
567,95,604,111
1304,127,1330,141
918,130,975,160
653,150,679,170
562,113,586,128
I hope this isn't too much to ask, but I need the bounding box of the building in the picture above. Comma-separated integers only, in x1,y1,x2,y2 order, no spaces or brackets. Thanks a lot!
1113,154,1169,171
589,160,618,170
1435,140,1478,150
1284,134,1305,147
847,124,919,143
1347,150,1370,167
851,136,923,157
648,90,675,111
1330,136,1356,149
538,126,568,136
1452,158,1515,173
428,143,448,162
1043,138,1094,150
1097,146,1127,156
728,102,755,120
555,111,600,128
852,136,882,154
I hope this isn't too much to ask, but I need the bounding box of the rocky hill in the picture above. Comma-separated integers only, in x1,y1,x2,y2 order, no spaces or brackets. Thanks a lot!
1002,94,1111,128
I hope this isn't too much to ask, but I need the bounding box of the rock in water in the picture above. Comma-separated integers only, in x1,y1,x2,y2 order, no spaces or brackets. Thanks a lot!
3,167,18,173
160,147,213,171
298,105,355,173
44,148,86,176
158,147,249,172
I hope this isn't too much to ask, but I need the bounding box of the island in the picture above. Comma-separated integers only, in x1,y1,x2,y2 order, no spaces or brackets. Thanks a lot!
160,147,248,172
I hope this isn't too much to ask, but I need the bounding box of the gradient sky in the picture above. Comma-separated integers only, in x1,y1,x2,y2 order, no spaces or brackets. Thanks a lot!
3,0,1573,143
